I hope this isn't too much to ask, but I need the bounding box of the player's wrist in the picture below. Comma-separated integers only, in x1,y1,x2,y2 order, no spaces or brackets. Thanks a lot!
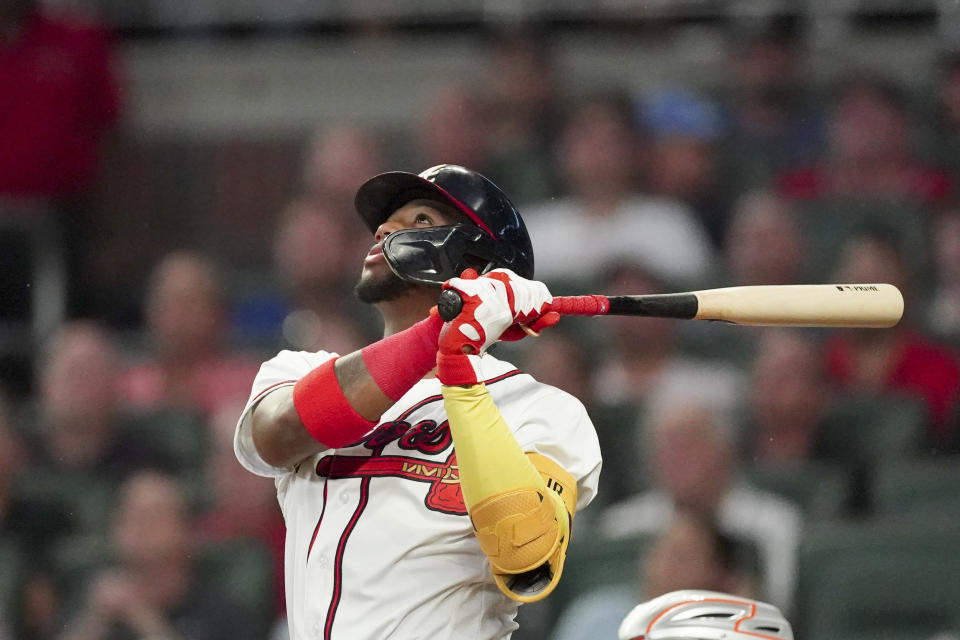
437,352,484,387
361,313,443,401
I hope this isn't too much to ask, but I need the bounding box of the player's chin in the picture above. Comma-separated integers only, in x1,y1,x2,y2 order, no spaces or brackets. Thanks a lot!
354,268,416,304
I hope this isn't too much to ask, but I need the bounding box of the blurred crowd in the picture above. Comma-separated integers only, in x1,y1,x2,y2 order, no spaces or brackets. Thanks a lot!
3,2,960,639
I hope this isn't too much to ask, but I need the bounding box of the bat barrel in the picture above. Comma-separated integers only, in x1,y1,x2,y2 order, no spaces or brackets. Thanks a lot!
693,283,904,327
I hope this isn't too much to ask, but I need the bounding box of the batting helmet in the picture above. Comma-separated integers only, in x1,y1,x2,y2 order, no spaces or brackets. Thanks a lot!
617,590,794,640
354,164,534,284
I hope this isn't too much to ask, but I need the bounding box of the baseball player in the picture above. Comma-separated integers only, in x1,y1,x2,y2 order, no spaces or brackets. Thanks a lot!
618,590,794,640
235,165,602,639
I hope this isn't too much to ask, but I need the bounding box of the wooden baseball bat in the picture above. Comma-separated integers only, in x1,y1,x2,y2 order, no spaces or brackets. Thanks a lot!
437,283,904,328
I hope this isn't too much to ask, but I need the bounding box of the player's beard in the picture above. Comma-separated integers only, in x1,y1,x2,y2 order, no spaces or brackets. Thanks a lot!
353,268,419,304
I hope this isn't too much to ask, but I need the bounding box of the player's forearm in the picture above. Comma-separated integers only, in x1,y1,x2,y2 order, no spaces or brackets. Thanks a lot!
251,386,327,468
442,384,548,507
251,315,442,467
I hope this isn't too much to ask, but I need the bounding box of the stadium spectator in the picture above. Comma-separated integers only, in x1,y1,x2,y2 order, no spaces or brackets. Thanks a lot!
414,83,492,176
591,260,743,407
0,393,40,640
480,28,561,204
523,92,715,289
0,392,28,536
922,52,960,175
26,322,174,512
824,228,960,450
197,399,285,618
744,330,831,462
723,190,806,286
301,123,388,218
640,88,727,246
268,197,374,351
515,327,596,406
118,251,260,417
0,0,122,369
777,75,951,207
552,508,755,640
926,207,960,344
715,24,823,203
600,393,803,614
59,471,263,640
0,0,120,199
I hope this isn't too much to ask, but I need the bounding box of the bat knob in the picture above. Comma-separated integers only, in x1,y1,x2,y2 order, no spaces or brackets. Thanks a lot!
438,289,464,321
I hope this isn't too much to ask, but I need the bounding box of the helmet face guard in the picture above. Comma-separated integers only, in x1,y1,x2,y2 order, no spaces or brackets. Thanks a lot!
382,224,516,285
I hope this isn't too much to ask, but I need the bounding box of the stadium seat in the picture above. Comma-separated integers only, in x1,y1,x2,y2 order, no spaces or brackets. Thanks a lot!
871,459,960,518
796,198,930,283
743,460,853,521
0,536,25,626
120,408,210,505
47,533,113,614
197,538,276,638
588,402,646,506
13,471,115,535
818,392,928,467
795,518,960,640
550,532,656,618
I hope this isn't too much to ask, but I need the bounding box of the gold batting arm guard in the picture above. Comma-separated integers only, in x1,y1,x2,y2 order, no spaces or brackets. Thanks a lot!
441,383,577,602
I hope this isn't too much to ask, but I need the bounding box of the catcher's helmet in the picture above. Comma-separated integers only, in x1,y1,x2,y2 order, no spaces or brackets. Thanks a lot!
618,590,794,640
354,164,534,284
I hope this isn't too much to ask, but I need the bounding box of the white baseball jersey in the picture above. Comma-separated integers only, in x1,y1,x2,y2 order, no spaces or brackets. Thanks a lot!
235,349,602,640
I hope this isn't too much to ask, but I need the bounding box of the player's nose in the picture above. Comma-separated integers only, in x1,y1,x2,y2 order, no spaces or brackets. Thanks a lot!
374,219,404,243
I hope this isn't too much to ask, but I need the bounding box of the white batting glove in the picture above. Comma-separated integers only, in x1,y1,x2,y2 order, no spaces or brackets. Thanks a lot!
436,268,554,386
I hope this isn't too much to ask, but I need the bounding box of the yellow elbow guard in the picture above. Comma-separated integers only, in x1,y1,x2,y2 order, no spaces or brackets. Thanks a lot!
472,487,564,575
470,454,578,603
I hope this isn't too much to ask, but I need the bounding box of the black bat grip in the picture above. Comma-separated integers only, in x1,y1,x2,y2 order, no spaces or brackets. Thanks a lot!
438,289,464,321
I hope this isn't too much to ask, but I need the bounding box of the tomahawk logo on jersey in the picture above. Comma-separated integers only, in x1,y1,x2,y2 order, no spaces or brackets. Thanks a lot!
235,348,601,639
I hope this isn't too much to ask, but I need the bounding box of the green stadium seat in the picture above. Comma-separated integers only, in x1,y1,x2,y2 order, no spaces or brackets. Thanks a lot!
549,532,656,621
121,408,209,476
588,402,646,507
196,538,275,638
796,198,931,283
795,518,960,640
13,471,115,535
743,460,854,521
0,536,25,625
871,459,960,518
120,408,211,506
818,393,928,467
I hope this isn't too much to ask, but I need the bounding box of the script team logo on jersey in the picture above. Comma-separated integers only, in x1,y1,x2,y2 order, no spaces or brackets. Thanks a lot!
315,419,466,515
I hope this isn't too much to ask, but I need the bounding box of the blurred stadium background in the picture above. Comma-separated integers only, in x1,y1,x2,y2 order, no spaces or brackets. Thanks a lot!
3,1,960,639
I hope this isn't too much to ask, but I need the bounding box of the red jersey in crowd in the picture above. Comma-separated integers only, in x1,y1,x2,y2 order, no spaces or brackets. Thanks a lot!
0,9,120,198
825,329,960,442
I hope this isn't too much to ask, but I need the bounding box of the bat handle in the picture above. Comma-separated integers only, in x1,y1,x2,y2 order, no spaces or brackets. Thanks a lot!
550,295,611,316
437,290,610,322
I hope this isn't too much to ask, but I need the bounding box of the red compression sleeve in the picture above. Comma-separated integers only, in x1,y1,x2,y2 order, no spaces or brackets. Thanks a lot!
361,314,443,401
292,358,375,448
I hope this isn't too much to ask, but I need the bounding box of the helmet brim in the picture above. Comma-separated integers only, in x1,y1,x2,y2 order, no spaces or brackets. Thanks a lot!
354,171,494,237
